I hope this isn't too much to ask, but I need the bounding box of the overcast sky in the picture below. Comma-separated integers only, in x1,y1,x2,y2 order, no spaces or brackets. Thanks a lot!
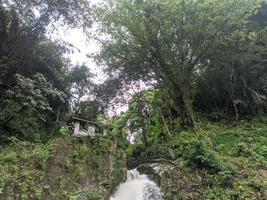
46,0,146,115
46,0,129,114
47,0,104,83
48,26,102,77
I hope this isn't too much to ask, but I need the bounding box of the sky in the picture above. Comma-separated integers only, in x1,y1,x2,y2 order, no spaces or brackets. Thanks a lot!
46,0,145,115
47,26,104,81
46,0,128,115
47,0,104,83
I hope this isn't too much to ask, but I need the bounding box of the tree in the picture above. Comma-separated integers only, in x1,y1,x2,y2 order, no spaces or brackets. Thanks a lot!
0,73,66,141
120,90,172,146
75,100,103,121
67,65,95,112
1,0,91,29
0,1,92,142
125,92,151,146
94,0,262,129
194,2,267,120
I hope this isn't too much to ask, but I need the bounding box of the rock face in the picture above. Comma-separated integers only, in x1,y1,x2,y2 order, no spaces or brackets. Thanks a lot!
42,137,127,200
1,137,127,200
137,160,203,200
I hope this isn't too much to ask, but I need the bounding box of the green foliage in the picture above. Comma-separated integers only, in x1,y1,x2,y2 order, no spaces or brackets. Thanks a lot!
0,1,95,142
0,73,67,142
0,138,51,199
185,140,223,174
1,0,91,28
59,125,71,138
68,65,96,112
79,190,106,200
0,4,71,142
0,0,266,199
203,188,240,200
94,0,266,128
203,170,236,189
235,142,252,157
91,136,113,154
127,143,146,168
212,121,267,167
109,149,127,190
127,119,267,199
218,171,235,188
75,100,102,121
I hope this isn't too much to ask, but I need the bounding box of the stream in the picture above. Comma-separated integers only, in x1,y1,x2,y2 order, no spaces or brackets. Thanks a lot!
110,169,163,200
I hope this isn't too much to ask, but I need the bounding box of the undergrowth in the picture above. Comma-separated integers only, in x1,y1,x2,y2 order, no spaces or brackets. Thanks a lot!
0,138,51,199
127,119,267,199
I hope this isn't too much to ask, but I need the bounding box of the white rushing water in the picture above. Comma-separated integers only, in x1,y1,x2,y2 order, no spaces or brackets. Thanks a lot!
110,169,163,200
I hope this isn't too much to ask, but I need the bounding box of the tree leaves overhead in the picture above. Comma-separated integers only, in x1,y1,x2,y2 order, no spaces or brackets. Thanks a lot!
94,0,266,128
2,0,92,30
0,1,94,142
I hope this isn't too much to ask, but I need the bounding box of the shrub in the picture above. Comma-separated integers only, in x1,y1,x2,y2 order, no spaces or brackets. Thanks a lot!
218,170,235,188
203,173,217,187
127,144,146,168
185,140,222,174
59,125,71,138
235,142,252,157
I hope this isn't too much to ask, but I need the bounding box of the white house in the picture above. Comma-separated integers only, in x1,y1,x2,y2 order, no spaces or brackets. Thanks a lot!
71,116,112,137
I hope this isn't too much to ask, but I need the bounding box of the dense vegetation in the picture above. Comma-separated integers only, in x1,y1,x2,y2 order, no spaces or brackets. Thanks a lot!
0,0,266,199
95,0,266,130
128,120,267,199
0,134,127,199
0,0,96,142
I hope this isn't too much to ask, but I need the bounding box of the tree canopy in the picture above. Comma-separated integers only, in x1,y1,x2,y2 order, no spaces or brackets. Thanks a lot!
94,0,267,129
0,0,266,142
0,0,94,142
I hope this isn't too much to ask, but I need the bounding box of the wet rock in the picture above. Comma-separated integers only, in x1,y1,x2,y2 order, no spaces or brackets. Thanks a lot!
137,159,203,200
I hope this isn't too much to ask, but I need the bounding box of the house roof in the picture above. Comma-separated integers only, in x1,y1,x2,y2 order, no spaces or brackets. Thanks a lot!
71,116,113,128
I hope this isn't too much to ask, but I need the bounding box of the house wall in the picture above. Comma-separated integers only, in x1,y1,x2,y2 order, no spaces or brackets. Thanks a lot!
73,121,96,136
74,122,80,135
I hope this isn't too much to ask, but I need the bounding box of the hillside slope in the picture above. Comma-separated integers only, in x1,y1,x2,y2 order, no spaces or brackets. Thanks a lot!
129,120,267,199
0,136,127,200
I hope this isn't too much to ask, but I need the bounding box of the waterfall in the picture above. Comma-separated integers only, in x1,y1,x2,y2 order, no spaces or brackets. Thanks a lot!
110,169,163,200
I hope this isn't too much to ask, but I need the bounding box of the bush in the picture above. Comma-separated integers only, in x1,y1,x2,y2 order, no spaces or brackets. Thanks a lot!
59,125,71,138
218,170,235,188
204,188,239,200
127,144,146,168
235,142,252,157
185,140,222,174
0,138,51,198
92,136,113,154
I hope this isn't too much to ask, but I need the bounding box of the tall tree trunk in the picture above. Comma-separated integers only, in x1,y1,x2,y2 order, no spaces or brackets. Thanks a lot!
138,103,148,147
181,97,196,130
169,69,196,130
141,120,148,147
175,93,196,130
232,100,239,121
160,113,171,137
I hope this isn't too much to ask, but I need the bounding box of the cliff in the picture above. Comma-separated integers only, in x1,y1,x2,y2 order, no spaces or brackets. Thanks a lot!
0,136,127,200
